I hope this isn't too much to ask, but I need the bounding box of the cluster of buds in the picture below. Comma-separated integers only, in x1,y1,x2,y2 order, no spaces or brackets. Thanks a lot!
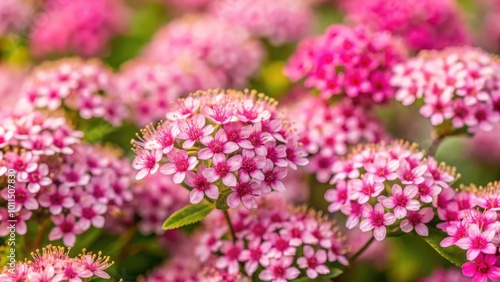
325,141,457,241
437,182,500,282
21,58,126,126
0,245,113,281
285,93,387,182
194,197,348,281
391,47,500,134
132,89,308,210
0,112,133,246
285,24,406,103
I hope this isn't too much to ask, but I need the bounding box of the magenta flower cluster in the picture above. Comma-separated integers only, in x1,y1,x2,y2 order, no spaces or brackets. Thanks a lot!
21,58,127,126
437,182,500,282
342,0,470,51
287,93,387,182
0,112,133,246
0,245,113,281
391,47,500,133
325,141,456,241
285,24,406,103
29,0,129,57
132,89,308,209
211,0,314,45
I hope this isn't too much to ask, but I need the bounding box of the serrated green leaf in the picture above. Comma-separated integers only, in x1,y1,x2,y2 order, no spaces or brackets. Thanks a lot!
163,202,214,230
417,226,467,267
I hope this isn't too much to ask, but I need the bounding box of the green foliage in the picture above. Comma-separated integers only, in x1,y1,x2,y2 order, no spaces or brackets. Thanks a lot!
417,226,467,268
162,202,214,230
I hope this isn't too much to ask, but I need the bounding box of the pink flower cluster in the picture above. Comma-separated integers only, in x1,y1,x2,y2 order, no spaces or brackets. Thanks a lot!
131,174,188,236
0,65,27,116
391,47,500,133
286,24,406,103
325,141,457,241
342,0,470,51
437,182,500,282
195,197,348,281
286,93,387,182
0,245,113,281
211,0,314,45
29,0,129,57
140,243,249,282
22,58,126,125
419,268,469,282
0,112,133,246
143,16,264,88
0,0,33,36
116,61,216,126
132,89,308,209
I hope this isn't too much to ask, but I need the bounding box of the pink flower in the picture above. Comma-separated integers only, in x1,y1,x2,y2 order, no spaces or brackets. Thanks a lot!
240,123,274,155
202,154,242,187
0,208,32,236
360,203,396,241
462,254,500,282
185,165,219,204
259,257,300,282
59,164,91,188
49,214,82,246
268,233,297,258
198,129,238,160
239,239,272,275
297,245,329,279
455,224,497,261
160,149,198,184
1,184,38,212
325,180,350,212
5,151,38,179
260,160,288,194
400,207,434,236
132,149,162,180
20,163,52,193
71,197,107,231
144,123,180,154
350,173,384,204
341,201,364,229
178,114,214,149
39,186,75,215
195,230,225,262
416,179,442,203
398,160,427,185
380,184,421,218
239,149,266,181
364,155,399,182
215,241,244,275
227,174,261,209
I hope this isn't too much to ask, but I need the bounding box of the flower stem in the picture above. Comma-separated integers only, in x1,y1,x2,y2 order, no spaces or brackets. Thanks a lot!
427,135,444,157
223,210,236,243
349,236,375,263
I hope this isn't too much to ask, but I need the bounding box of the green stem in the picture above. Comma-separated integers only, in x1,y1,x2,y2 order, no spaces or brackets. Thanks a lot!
223,210,236,243
427,135,443,157
349,236,375,263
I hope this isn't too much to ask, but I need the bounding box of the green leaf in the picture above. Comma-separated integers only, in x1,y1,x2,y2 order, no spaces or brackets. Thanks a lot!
417,226,467,267
162,202,214,230
215,192,230,210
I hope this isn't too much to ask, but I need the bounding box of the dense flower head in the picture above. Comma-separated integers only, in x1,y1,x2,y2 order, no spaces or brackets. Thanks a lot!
325,141,457,241
0,0,33,36
21,58,126,125
143,15,264,88
419,268,469,282
210,0,314,45
29,0,129,57
391,47,500,134
285,24,407,103
0,112,133,246
341,0,470,51
438,182,500,282
285,92,387,182
0,245,114,281
194,197,349,281
132,89,308,209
